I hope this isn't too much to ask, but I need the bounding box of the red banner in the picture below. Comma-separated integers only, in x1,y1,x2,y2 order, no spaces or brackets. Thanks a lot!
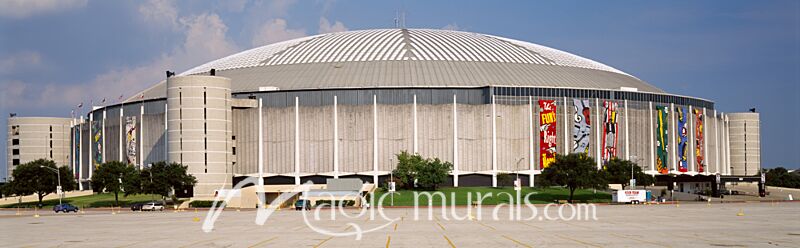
539,100,557,169
695,109,705,173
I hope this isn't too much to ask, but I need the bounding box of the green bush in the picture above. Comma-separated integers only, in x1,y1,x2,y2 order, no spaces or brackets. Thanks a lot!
189,200,217,208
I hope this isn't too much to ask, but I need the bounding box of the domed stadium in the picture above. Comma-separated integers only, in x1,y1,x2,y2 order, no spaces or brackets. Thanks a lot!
59,29,746,199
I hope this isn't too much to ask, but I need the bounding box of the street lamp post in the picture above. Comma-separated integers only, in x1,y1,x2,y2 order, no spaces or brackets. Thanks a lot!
40,166,62,205
515,157,525,187
389,157,394,206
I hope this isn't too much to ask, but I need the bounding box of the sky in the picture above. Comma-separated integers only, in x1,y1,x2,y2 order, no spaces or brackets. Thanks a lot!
0,0,798,181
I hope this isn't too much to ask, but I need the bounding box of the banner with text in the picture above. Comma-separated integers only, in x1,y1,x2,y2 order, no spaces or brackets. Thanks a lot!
539,100,557,169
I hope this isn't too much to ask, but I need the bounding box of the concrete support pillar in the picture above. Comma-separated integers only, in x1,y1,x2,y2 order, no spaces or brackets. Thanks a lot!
595,99,601,169
78,118,83,190
491,95,497,187
373,95,379,184
649,102,655,173
333,95,339,179
102,110,106,164
714,110,719,174
258,98,264,186
452,94,459,187
624,99,630,160
294,97,300,185
164,103,168,162
528,96,535,187
119,107,124,162
413,94,418,154
563,96,568,154
139,104,144,169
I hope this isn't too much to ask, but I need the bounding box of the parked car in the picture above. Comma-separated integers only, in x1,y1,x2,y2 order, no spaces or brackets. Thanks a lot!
53,203,79,213
295,199,311,211
141,202,164,211
130,203,145,211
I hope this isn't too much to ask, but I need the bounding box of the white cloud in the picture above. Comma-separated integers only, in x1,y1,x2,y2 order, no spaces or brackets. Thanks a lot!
0,51,42,74
318,17,347,34
138,0,178,29
0,0,87,19
251,18,306,46
442,23,462,31
2,11,239,110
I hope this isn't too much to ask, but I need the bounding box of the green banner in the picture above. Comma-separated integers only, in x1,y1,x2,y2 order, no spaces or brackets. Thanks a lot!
656,106,669,174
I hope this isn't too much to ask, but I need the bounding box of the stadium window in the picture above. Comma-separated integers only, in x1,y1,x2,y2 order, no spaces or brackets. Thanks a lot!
12,159,20,166
12,149,19,155
50,140,53,148
12,139,19,146
232,147,236,155
50,150,53,158
231,135,236,140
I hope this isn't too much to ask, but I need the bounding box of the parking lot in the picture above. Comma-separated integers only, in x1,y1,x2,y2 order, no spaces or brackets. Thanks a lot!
1,202,799,247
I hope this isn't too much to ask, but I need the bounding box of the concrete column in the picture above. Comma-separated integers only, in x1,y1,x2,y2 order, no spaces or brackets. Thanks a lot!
452,94,459,187
714,110,719,174
624,100,630,160
78,118,83,190
258,98,264,186
595,99,601,169
164,103,168,162
649,102,655,173
139,104,144,169
294,97,300,185
89,114,93,178
528,96,535,187
333,95,339,179
491,95,497,187
563,96,568,154
119,107,123,162
689,106,694,173
102,110,106,164
725,115,731,175
670,103,676,172
373,95,378,184
413,94,418,154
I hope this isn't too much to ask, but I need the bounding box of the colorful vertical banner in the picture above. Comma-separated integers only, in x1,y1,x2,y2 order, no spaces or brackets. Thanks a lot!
572,99,591,154
92,120,103,168
694,109,705,173
601,101,619,165
539,100,557,169
125,116,137,165
655,106,669,174
676,107,688,172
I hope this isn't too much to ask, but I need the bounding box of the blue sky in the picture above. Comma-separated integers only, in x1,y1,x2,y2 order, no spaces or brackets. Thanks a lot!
0,0,798,181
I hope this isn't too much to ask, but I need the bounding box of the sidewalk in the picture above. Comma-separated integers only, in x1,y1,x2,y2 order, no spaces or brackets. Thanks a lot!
0,190,94,205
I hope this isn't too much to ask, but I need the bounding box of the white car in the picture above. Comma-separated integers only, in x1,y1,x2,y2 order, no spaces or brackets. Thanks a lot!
141,202,165,211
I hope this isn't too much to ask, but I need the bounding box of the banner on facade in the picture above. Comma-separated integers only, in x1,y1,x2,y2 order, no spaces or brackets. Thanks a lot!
656,106,669,174
572,99,591,154
125,116,137,165
694,109,705,173
539,100,557,169
677,107,688,173
602,101,618,165
92,120,103,168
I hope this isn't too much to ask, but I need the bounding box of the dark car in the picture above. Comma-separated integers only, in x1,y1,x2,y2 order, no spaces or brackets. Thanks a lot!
295,199,311,211
53,203,79,213
130,203,145,211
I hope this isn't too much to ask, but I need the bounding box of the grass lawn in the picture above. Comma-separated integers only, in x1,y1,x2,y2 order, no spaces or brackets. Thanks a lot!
0,193,164,209
371,187,611,206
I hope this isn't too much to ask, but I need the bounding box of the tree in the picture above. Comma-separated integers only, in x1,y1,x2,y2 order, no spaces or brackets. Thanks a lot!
91,161,139,206
540,154,606,202
497,173,513,187
392,151,453,190
415,158,453,190
601,158,655,189
7,159,76,206
141,161,197,202
765,167,800,188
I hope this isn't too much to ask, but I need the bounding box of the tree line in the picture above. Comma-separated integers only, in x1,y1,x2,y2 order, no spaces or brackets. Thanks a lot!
1,159,196,206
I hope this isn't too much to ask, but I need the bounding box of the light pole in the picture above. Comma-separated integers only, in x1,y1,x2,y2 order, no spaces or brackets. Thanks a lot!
515,157,525,186
40,166,62,205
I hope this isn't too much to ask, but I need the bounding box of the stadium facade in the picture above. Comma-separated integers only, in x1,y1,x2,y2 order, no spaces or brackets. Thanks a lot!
7,29,760,198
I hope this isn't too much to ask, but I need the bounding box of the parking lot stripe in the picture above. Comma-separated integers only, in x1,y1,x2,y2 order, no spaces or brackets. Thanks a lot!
385,235,391,248
610,233,669,247
477,222,496,231
436,222,446,231
248,236,278,248
313,236,334,248
443,234,457,248
520,222,544,231
178,237,222,248
502,235,533,248
554,234,601,248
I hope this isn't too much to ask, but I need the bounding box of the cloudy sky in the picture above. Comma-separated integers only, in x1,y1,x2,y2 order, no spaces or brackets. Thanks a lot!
0,0,798,180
